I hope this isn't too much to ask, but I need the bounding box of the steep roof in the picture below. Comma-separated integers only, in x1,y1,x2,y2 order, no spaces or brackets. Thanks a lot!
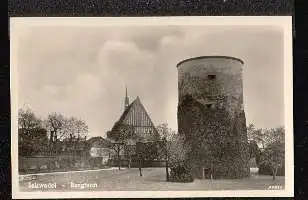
109,96,159,139
116,98,137,127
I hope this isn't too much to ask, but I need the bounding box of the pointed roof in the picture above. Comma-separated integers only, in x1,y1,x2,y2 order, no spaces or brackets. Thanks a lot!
116,96,154,126
110,96,158,138
117,99,136,125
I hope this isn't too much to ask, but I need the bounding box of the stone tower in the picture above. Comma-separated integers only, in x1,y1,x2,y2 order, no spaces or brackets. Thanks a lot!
177,56,250,179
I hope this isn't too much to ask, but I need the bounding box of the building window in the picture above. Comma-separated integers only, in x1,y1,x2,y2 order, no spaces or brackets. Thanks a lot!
208,74,216,80
206,103,215,109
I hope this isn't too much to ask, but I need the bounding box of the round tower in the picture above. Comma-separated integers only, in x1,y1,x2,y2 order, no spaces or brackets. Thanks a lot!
177,56,250,179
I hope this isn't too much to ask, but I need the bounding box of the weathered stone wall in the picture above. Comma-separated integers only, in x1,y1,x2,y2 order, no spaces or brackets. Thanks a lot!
177,56,249,179
178,56,244,117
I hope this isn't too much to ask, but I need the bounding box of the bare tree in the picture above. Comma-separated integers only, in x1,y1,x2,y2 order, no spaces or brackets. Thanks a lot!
18,108,48,156
46,113,66,144
44,113,68,170
18,108,41,130
46,114,89,142
64,117,89,141
45,113,90,169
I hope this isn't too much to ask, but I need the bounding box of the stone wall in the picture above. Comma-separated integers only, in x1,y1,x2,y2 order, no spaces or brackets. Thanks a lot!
178,56,244,118
177,56,250,179
19,154,109,174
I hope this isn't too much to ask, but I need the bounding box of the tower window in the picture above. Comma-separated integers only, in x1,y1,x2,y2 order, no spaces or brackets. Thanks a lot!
206,103,215,109
208,74,216,80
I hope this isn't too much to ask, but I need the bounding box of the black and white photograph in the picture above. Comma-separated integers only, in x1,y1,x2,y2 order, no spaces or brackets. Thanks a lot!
10,17,293,198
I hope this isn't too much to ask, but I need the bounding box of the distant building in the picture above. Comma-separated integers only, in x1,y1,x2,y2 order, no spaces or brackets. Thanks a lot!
88,137,113,165
107,88,160,159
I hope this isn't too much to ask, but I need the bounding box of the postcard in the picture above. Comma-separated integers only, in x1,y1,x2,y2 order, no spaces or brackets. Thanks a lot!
10,16,293,198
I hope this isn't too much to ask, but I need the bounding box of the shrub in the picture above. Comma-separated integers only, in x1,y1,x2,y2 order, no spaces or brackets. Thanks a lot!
167,134,194,182
169,164,194,183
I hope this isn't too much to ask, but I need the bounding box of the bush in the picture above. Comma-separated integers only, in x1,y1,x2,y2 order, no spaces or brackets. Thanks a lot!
259,163,285,176
169,164,194,183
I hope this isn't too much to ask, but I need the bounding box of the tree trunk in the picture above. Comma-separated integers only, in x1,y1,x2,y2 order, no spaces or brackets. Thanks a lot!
139,158,143,176
48,147,51,171
128,156,131,169
139,167,142,176
48,132,54,171
166,158,169,181
272,166,277,180
117,150,121,170
210,162,214,181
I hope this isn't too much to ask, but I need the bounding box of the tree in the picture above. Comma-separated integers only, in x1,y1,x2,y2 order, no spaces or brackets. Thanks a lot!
18,108,48,156
46,114,89,151
259,127,285,180
124,140,136,168
65,117,89,140
247,123,265,148
263,127,285,148
156,123,193,182
46,113,66,141
156,123,177,181
18,108,41,131
45,113,67,155
167,134,192,182
248,140,261,164
167,134,188,168
107,123,135,170
107,123,135,142
157,123,172,141
110,141,125,170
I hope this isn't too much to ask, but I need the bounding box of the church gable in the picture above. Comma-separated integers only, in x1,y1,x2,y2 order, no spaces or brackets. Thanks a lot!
123,97,154,127
109,95,159,142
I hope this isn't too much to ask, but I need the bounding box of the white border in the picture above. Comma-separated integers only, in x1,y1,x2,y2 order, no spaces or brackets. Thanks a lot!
10,16,293,198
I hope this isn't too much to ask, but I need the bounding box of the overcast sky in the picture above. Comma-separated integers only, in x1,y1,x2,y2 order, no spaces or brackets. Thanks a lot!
16,25,284,138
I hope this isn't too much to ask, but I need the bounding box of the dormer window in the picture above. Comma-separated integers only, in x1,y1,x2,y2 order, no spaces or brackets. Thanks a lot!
208,74,216,80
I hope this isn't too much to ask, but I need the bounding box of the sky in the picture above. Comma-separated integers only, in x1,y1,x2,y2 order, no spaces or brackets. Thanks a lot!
15,24,285,138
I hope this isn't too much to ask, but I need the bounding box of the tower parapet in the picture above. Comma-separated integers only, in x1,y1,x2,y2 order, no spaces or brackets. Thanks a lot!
177,56,244,118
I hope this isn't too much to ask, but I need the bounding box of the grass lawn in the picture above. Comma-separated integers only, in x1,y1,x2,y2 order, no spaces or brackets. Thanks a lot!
19,167,284,191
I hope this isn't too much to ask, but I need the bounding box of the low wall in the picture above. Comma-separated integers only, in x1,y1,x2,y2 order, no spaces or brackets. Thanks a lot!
19,155,110,174
108,159,166,168
19,156,167,174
